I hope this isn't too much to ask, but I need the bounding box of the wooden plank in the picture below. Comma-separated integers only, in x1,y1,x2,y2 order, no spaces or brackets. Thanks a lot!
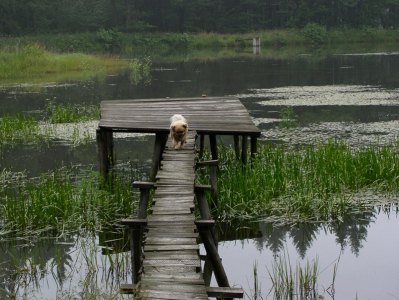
145,237,197,245
140,277,206,286
143,269,202,280
140,283,206,294
145,231,198,238
206,287,244,298
144,244,199,251
144,250,199,260
140,290,208,300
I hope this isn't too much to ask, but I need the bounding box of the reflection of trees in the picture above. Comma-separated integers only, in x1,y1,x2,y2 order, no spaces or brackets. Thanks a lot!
0,233,75,298
289,223,319,259
218,209,376,259
330,210,375,257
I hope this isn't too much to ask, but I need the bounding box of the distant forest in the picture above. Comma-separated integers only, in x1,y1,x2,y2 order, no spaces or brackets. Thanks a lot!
1,0,399,35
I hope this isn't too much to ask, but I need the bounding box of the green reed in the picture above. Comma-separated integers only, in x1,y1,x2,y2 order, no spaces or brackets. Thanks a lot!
266,252,320,299
45,99,100,123
0,114,45,146
0,43,129,79
197,139,399,223
0,167,137,235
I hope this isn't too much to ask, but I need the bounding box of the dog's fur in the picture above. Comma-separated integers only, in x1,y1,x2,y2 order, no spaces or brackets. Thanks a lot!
170,114,188,149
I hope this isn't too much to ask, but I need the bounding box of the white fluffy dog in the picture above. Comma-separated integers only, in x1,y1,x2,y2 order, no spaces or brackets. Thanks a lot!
170,114,188,149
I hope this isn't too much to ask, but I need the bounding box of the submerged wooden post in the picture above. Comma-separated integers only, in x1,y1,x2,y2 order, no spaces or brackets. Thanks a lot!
196,220,230,288
196,160,219,209
234,135,240,160
199,134,205,158
96,128,114,177
150,132,168,181
122,219,147,284
209,134,218,160
123,182,155,284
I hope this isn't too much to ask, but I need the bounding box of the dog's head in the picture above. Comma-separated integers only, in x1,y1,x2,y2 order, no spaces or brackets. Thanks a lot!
171,121,188,139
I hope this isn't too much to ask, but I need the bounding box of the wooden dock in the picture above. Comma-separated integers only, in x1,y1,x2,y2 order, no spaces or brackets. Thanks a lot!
97,96,261,299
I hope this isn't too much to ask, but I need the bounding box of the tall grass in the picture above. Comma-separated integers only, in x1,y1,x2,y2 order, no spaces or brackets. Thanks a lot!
197,139,399,223
0,114,45,146
0,43,129,79
0,166,138,235
45,100,100,123
0,101,100,146
266,252,320,299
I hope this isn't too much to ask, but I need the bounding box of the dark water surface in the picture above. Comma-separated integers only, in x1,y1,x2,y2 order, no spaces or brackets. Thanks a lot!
1,50,399,299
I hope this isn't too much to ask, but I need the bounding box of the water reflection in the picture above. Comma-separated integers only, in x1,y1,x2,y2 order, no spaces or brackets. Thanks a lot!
1,207,395,299
218,208,379,260
0,230,131,299
214,208,399,299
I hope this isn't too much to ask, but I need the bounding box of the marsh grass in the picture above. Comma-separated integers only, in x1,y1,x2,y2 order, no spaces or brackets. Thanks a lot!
0,114,47,146
129,56,152,85
266,252,320,299
45,99,100,123
197,139,399,223
0,100,100,146
0,43,129,80
0,166,138,236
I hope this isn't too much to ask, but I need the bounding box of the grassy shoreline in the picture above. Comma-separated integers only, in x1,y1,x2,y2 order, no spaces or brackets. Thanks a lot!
0,43,129,80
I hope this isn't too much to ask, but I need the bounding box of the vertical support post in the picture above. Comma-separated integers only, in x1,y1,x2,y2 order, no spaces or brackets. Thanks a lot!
97,128,114,178
150,132,167,181
199,134,205,158
196,221,230,288
210,165,218,208
122,219,147,284
241,135,248,166
130,226,142,284
234,135,240,160
209,134,218,160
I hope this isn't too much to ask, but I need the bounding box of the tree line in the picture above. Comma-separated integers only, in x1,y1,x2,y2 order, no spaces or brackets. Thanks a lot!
1,0,399,36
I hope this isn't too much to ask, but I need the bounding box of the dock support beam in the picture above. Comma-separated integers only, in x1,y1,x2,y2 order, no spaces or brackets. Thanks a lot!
150,132,168,181
96,128,114,177
123,181,155,284
122,219,147,284
196,220,230,288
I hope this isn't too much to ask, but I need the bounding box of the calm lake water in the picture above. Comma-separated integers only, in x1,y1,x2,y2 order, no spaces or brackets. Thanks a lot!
1,48,399,299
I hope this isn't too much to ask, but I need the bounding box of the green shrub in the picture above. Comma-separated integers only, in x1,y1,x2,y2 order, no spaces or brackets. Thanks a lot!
302,23,327,45
96,28,122,52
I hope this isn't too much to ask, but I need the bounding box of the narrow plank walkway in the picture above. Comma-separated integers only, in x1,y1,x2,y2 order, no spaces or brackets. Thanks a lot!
139,130,208,300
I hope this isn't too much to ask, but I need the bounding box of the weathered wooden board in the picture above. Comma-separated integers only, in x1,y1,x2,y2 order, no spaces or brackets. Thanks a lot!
144,250,200,260
144,244,199,251
145,237,197,245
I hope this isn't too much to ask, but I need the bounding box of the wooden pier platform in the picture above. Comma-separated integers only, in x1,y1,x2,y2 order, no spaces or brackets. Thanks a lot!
97,96,260,299
97,96,261,177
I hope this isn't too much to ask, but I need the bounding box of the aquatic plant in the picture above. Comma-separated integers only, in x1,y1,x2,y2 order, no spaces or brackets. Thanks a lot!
45,99,100,123
279,107,298,129
266,252,320,299
0,166,139,236
197,139,399,223
129,56,152,85
0,114,45,146
0,112,98,147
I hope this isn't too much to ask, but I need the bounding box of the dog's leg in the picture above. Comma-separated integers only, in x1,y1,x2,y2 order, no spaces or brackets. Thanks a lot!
174,139,179,150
